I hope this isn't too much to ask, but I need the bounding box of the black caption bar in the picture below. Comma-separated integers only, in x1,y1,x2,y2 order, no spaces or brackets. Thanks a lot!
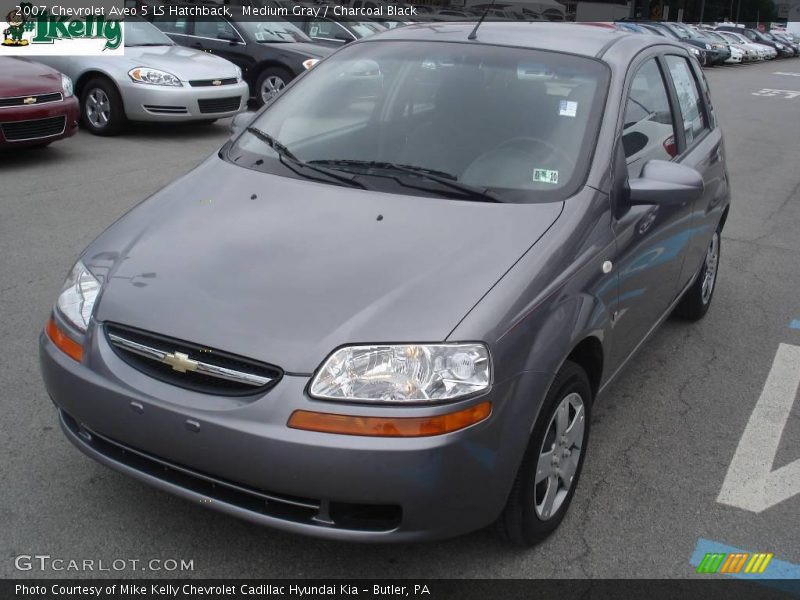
4,579,799,600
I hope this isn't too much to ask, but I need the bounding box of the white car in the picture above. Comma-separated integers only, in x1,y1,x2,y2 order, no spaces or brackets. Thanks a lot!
717,30,775,60
725,45,744,63
35,19,248,135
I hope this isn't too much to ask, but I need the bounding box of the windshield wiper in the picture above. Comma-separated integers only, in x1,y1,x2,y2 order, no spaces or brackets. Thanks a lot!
245,127,366,190
307,160,502,202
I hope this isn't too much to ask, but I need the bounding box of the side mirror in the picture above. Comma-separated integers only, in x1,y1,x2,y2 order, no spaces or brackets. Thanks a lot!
218,32,241,44
628,160,704,206
229,111,257,137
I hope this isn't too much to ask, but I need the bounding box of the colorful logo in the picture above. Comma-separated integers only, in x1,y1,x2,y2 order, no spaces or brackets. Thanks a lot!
2,6,28,46
697,552,774,575
1,2,123,55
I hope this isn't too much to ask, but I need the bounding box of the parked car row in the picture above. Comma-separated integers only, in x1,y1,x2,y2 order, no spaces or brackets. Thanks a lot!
617,20,800,66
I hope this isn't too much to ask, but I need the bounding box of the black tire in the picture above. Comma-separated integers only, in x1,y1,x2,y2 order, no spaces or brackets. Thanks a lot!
80,77,127,136
674,228,721,321
254,67,292,107
496,360,592,546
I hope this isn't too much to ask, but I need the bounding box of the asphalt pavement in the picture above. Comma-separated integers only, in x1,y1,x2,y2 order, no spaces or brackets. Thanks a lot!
1,59,799,579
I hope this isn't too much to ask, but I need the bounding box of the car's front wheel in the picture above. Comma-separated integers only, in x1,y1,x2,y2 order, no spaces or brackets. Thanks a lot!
674,228,720,321
255,68,291,107
81,78,127,136
496,360,592,546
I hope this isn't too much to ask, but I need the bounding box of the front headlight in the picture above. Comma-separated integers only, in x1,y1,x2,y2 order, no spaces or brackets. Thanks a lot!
128,67,181,86
705,43,711,50
56,261,100,333
689,47,700,55
309,343,491,403
61,73,74,97
234,65,242,80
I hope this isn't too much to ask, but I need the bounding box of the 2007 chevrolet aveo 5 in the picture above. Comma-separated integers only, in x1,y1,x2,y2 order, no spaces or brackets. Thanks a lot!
40,22,729,545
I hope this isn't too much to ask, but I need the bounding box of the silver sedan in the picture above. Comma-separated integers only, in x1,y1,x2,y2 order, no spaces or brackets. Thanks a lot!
36,19,249,135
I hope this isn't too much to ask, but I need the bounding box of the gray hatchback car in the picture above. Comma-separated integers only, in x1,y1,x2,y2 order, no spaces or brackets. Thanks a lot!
40,22,729,545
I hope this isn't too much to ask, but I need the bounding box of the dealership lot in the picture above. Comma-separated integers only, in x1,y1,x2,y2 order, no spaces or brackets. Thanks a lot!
2,59,799,578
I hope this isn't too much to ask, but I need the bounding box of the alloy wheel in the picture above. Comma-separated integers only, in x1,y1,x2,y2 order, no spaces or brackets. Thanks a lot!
85,88,111,129
261,76,286,104
534,392,585,520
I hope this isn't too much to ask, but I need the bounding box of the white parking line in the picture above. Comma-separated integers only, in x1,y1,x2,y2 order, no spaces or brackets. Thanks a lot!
772,72,800,77
752,88,800,99
717,343,800,513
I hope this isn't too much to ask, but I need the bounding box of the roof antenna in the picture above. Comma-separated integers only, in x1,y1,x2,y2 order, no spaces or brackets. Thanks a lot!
467,0,498,40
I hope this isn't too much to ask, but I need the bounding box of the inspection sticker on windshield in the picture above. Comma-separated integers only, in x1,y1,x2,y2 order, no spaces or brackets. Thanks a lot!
533,169,559,184
558,100,578,117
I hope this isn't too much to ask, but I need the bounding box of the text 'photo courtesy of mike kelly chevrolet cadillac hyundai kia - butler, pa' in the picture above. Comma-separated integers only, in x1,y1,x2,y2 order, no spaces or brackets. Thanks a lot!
2,0,800,598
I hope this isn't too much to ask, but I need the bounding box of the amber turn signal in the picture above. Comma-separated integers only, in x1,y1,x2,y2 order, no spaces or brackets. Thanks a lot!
288,401,492,437
46,317,83,362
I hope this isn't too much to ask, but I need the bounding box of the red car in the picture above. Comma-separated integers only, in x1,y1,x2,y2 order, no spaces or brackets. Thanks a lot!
0,57,79,149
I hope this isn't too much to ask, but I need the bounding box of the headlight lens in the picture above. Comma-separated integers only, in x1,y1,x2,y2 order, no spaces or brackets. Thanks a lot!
234,65,242,80
61,73,74,97
56,261,100,333
128,67,181,86
302,58,320,70
705,43,711,50
309,343,491,403
689,47,700,55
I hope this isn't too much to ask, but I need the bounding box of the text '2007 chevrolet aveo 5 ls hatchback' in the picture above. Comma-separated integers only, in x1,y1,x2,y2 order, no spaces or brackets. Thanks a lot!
40,23,730,545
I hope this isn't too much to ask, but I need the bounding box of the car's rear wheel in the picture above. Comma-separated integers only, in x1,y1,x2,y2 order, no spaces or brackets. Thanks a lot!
674,228,720,321
496,360,591,546
255,68,291,107
81,78,127,136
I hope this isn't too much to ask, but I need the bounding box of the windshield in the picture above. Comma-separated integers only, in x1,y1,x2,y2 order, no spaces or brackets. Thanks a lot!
717,31,743,44
124,19,175,47
704,31,727,43
350,22,386,38
229,41,608,203
238,20,311,43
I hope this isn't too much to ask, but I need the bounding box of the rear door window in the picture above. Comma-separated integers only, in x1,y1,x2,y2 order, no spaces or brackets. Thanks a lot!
664,55,709,146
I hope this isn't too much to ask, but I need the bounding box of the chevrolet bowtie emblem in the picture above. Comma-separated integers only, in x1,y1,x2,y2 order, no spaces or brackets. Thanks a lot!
212,79,222,86
162,351,199,373
23,96,37,105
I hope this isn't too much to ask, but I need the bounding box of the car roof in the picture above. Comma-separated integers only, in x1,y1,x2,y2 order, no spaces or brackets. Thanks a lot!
365,21,680,59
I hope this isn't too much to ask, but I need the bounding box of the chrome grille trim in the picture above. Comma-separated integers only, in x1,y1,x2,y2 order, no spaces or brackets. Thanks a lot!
107,332,272,388
0,91,63,108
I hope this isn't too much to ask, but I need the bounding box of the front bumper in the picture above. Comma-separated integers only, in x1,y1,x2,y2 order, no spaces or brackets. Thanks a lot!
120,80,249,122
0,96,79,147
40,323,544,542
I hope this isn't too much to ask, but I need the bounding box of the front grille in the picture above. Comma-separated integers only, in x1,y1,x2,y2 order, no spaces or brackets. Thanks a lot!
142,104,188,114
197,96,241,114
61,411,402,532
1,116,66,141
0,92,62,108
189,78,238,87
105,323,282,396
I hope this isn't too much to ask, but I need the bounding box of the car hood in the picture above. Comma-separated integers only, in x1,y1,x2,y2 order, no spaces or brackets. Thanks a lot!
88,156,563,373
123,45,240,79
260,41,333,59
0,57,62,96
